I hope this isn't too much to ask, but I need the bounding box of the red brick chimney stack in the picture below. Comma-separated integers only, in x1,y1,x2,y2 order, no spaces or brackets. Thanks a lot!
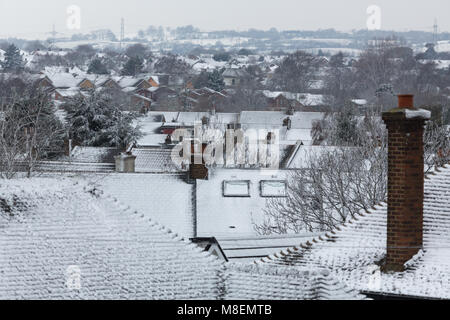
382,95,431,272
189,141,209,180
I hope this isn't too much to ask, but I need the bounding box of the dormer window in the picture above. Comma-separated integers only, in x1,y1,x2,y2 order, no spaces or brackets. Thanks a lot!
223,180,251,197
260,180,287,197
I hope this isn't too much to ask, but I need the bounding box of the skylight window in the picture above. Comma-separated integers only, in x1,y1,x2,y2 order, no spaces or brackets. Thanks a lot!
260,180,287,197
223,180,251,197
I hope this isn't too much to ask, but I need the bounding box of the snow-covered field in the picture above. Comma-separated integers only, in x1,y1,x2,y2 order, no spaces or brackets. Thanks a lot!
436,40,450,52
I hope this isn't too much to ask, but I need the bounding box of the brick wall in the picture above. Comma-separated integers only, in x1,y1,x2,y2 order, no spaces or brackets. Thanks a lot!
382,96,429,272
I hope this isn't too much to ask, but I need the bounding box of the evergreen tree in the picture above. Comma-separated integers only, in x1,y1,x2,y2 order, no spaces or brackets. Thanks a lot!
334,106,359,146
87,58,109,75
121,56,144,76
329,52,345,68
64,91,141,150
1,44,24,72
207,69,225,92
193,70,225,92
213,52,231,62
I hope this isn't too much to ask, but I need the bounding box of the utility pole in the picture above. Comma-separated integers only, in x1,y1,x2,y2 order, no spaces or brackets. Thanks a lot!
433,18,439,45
120,18,125,49
48,24,57,48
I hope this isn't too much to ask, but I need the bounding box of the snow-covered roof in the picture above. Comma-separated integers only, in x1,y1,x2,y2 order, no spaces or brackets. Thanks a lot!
0,175,363,300
261,91,327,107
91,173,195,238
45,72,82,88
258,164,450,299
133,94,152,103
135,114,176,146
176,112,238,126
145,111,180,123
222,68,248,78
137,133,167,147
54,87,82,97
217,233,319,263
197,169,290,238
133,147,184,173
69,146,119,163
149,75,159,85
224,264,364,300
418,59,450,70
31,161,115,173
116,76,146,88
351,99,368,106
194,87,228,98
295,93,326,107
122,86,137,93
176,112,211,125
239,111,324,130
283,129,315,145
310,80,325,90
0,177,220,299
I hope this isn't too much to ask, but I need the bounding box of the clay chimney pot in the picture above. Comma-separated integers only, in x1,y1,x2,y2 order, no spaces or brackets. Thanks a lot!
398,94,414,109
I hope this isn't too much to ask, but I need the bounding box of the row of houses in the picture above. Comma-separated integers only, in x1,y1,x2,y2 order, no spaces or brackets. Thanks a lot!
30,66,329,112
135,110,325,148
34,71,162,112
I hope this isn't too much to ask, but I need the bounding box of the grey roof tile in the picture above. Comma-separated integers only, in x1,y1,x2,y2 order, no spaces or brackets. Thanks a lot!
259,164,450,299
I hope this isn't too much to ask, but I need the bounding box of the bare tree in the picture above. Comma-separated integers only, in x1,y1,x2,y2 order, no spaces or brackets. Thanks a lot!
256,145,387,234
0,84,65,179
424,119,450,171
257,105,449,234
154,54,191,76
270,51,320,93
256,113,388,234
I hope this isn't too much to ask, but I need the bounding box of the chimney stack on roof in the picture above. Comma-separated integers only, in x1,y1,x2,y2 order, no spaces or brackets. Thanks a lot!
382,95,431,272
114,152,137,173
188,141,209,181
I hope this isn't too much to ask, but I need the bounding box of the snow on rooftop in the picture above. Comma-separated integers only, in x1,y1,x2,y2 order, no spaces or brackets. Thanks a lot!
352,99,368,106
0,176,361,300
259,164,450,299
133,147,184,173
261,91,326,107
283,129,314,145
69,146,119,163
91,173,195,238
217,233,319,262
0,177,220,300
224,263,364,300
137,133,167,147
44,68,85,88
240,111,324,130
196,169,290,238
405,108,432,119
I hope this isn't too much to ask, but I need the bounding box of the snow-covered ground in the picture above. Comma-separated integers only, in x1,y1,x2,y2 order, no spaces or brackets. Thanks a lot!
436,40,450,52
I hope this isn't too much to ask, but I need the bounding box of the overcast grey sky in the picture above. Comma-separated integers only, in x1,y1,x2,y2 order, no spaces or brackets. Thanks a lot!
0,0,448,38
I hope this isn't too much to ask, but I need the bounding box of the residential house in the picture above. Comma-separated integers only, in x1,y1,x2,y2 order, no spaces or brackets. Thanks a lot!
180,87,229,111
239,111,324,146
262,90,328,110
77,78,95,90
222,68,249,87
147,75,160,87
